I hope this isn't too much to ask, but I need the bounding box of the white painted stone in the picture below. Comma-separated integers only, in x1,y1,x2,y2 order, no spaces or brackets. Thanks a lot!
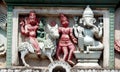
14,70,21,72
74,63,101,68
111,70,115,72
12,9,19,65
88,69,92,72
12,7,110,68
7,69,13,72
80,70,85,72
103,10,110,68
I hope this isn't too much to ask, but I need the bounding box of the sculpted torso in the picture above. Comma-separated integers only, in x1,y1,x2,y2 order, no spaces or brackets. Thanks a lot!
59,27,73,46
83,28,94,45
24,18,38,37
20,11,40,55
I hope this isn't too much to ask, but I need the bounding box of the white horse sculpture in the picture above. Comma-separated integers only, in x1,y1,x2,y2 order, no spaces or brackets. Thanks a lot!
0,28,7,55
0,14,7,55
18,24,59,67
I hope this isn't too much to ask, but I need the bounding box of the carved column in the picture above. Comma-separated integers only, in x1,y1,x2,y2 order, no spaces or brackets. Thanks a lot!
6,5,13,67
109,8,115,69
12,7,19,66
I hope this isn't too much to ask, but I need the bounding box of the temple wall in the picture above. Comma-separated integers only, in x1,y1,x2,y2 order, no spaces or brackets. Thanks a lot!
0,2,6,68
11,7,108,68
0,0,120,69
0,69,120,72
115,7,120,40
115,7,120,69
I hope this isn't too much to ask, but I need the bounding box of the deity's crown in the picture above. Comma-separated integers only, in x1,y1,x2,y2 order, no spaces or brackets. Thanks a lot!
60,13,68,22
83,5,94,17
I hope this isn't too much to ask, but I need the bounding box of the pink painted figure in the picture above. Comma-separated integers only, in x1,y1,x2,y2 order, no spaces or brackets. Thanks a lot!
114,40,120,52
20,11,41,55
57,13,77,65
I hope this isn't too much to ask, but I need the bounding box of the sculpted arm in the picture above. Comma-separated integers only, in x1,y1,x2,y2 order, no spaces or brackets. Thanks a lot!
93,25,103,39
20,18,32,35
58,27,62,33
29,24,39,30
73,24,79,38
20,21,26,35
70,28,77,44
34,20,39,30
98,22,103,38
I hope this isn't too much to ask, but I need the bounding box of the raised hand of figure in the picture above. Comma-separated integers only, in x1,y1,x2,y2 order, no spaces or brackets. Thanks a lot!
73,16,79,23
20,21,25,26
98,22,103,30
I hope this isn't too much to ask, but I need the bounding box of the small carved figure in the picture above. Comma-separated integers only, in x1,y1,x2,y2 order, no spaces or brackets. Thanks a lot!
18,23,59,67
20,11,41,55
57,13,77,65
114,40,120,52
37,20,46,42
73,5,103,53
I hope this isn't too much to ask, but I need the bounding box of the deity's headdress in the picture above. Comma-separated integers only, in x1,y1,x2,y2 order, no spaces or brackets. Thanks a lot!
29,10,36,14
60,13,68,22
59,13,69,27
83,5,94,17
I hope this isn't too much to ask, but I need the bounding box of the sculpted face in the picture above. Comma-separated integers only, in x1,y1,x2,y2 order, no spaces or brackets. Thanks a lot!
82,5,95,27
47,24,59,39
29,11,37,25
61,20,69,27
84,17,94,27
60,13,69,27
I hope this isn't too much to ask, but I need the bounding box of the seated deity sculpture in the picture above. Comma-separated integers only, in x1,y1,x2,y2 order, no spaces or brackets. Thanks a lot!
56,13,77,65
20,11,41,55
73,5,103,53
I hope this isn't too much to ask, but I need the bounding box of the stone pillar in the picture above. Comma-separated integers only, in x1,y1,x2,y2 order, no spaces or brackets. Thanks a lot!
12,7,19,65
6,5,13,67
109,8,115,69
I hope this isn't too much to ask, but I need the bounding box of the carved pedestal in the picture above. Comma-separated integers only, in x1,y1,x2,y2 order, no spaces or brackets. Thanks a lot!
74,51,102,68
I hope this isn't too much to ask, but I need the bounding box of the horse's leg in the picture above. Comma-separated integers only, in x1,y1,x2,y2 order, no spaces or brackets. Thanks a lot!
47,54,54,63
20,49,29,67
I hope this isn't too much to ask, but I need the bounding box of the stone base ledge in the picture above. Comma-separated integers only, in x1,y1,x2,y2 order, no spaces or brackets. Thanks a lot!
0,68,120,72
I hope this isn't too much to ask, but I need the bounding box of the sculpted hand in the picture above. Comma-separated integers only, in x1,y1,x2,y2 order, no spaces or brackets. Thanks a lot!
73,38,77,44
98,23,103,30
20,21,24,26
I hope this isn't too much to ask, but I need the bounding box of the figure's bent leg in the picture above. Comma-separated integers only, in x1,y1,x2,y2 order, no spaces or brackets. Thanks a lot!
29,37,41,55
56,46,62,60
62,46,68,61
88,41,104,51
67,45,75,65
78,37,84,52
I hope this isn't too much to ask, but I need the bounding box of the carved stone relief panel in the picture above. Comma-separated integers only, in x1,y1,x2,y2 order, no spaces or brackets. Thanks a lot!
11,6,110,69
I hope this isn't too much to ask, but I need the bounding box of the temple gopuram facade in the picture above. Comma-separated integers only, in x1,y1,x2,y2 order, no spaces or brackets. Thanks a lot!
1,0,120,72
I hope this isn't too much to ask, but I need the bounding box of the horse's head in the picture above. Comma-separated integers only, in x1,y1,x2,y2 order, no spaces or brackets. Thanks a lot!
47,24,59,39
